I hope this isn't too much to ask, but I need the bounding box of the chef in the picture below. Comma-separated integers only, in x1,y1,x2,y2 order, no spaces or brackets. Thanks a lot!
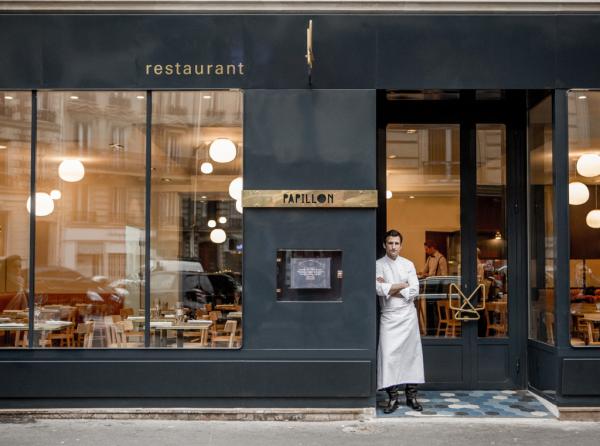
376,229,424,413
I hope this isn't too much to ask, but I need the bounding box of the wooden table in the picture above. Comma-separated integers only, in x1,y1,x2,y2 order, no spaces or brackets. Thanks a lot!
0,321,73,347
150,320,213,348
581,313,600,345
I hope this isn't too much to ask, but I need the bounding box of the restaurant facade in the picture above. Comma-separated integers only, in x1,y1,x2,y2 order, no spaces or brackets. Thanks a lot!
1,3,600,413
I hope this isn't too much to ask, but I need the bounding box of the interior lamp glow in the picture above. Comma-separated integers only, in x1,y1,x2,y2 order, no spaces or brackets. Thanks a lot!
235,200,243,214
386,190,392,199
586,209,600,228
58,159,85,182
228,176,243,201
209,138,237,163
210,228,227,244
200,162,213,174
207,219,217,228
26,193,54,217
50,189,62,200
569,182,590,205
218,216,227,224
576,154,600,178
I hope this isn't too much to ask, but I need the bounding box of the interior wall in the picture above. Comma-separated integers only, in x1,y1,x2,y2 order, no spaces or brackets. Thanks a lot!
386,195,460,269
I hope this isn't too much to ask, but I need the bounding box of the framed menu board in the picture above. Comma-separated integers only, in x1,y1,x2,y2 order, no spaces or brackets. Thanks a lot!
276,250,342,302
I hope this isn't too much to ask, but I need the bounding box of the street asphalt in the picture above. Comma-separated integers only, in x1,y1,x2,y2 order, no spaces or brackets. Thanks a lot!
0,417,600,446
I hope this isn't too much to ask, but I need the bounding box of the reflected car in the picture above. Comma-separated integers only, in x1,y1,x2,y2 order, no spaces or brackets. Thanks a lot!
150,271,241,311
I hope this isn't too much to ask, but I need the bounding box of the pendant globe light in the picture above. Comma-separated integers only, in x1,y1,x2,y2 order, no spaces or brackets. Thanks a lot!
209,138,237,163
228,176,243,201
569,181,590,205
235,199,243,214
58,159,85,182
200,162,213,174
26,192,54,217
587,186,600,229
576,153,600,178
210,228,227,244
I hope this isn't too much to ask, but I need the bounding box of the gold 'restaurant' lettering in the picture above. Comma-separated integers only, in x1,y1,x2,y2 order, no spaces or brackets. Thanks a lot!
243,190,378,208
145,63,245,76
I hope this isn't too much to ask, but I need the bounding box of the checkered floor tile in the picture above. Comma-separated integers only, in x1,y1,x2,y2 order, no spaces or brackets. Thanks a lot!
376,390,553,418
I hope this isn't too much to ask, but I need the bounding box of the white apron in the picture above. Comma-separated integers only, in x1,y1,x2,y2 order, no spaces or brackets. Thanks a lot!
376,255,425,389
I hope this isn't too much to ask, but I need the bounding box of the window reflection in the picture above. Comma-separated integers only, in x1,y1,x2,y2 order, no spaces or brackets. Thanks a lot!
386,124,461,337
150,91,243,349
0,92,31,348
568,90,600,347
34,92,146,348
528,96,555,345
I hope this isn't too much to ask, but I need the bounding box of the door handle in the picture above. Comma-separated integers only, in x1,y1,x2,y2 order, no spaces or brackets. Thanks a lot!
448,283,486,321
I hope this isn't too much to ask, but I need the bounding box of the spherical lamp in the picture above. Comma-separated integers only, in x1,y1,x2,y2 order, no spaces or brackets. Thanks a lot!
218,216,227,224
209,138,237,163
207,219,216,228
58,159,85,182
386,190,392,199
576,154,600,178
210,228,227,244
228,176,243,201
200,162,213,174
586,209,600,228
26,192,54,217
235,200,243,214
50,189,62,200
569,182,590,205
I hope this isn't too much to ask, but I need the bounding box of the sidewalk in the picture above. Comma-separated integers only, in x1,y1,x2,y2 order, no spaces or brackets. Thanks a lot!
1,417,599,446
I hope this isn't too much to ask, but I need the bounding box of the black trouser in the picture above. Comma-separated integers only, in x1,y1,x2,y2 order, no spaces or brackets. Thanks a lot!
386,384,418,399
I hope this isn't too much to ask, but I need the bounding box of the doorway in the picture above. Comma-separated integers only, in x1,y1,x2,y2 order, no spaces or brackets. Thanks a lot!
377,91,528,389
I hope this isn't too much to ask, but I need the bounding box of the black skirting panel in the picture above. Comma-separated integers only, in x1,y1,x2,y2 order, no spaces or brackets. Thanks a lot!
527,342,558,396
422,344,463,384
477,345,510,385
561,359,600,396
0,360,372,399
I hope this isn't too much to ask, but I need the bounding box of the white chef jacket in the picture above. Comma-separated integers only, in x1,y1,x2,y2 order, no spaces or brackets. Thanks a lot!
376,255,425,389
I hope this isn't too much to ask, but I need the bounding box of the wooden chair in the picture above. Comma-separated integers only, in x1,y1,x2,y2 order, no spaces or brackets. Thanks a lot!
436,300,461,337
485,302,508,337
76,321,95,348
544,311,555,345
46,307,77,347
14,330,28,348
211,320,240,348
113,320,144,348
119,308,134,319
103,315,122,347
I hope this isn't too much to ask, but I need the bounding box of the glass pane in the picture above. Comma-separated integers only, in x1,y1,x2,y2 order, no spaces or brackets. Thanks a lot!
35,92,147,348
0,92,31,348
568,90,600,347
386,124,461,337
528,96,555,345
151,91,243,349
476,124,508,338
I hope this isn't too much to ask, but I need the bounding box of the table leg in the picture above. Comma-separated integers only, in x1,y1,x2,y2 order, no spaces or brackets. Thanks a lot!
176,329,184,348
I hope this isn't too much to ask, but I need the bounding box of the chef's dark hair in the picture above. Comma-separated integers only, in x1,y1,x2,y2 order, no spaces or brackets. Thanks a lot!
384,229,403,244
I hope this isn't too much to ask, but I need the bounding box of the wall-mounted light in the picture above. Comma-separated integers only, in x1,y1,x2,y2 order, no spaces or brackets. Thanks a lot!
26,193,54,217
58,159,85,182
576,153,600,178
494,231,502,240
228,176,243,201
210,228,227,244
209,138,237,163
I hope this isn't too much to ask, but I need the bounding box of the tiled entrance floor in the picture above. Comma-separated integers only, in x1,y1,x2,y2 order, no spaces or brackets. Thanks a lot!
376,390,553,418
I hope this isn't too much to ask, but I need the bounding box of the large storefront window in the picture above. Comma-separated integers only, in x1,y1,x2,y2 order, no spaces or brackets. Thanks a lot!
34,92,147,348
528,95,555,345
151,91,243,348
568,90,600,347
0,92,31,347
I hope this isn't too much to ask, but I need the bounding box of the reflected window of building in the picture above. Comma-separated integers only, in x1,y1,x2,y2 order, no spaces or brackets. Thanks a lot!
35,92,147,348
528,95,555,345
386,124,462,338
0,92,31,348
568,90,600,347
151,91,243,349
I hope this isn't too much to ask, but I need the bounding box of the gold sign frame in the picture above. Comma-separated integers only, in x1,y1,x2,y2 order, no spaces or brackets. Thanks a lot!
242,190,378,208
